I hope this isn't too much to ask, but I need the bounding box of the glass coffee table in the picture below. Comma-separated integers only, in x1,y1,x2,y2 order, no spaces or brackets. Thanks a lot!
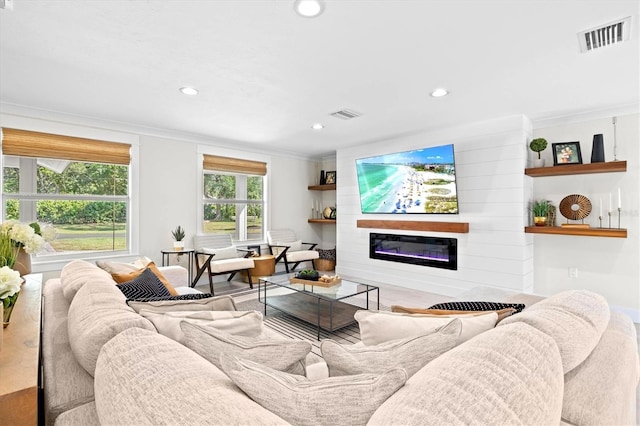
258,274,379,339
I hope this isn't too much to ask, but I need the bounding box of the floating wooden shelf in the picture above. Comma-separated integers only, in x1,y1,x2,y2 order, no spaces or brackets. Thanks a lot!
525,161,626,177
524,226,627,238
308,219,336,224
308,184,336,191
357,220,469,233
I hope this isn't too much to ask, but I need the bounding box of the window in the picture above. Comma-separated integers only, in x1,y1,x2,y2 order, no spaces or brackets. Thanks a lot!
1,128,131,260
202,154,266,242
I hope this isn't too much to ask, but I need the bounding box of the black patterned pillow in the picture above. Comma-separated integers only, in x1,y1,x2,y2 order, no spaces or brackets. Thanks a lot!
117,268,172,300
427,301,526,314
126,293,214,303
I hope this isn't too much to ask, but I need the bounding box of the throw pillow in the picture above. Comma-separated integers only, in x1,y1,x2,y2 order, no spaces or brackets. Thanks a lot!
272,240,302,257
220,354,408,426
111,261,178,296
355,310,498,346
391,305,516,323
95,256,152,274
321,318,461,377
139,310,264,343
116,268,172,300
498,289,610,374
427,301,526,314
127,294,237,313
200,245,238,260
181,321,311,375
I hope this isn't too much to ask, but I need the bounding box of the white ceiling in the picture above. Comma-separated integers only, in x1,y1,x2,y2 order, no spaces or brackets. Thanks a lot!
1,0,638,157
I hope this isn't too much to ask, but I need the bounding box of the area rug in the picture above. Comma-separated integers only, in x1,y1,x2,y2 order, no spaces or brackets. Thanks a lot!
235,297,390,356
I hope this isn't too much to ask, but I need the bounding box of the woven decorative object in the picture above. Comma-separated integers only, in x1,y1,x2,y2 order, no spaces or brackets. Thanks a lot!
315,248,336,271
559,194,592,221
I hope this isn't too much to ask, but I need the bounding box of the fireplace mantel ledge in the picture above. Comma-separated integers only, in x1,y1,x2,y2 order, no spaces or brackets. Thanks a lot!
356,220,469,233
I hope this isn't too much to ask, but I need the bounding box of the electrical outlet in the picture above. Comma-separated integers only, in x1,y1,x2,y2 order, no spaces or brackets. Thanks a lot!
569,267,578,278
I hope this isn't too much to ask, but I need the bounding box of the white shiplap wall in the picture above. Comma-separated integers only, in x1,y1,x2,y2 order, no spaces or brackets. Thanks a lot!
336,115,534,297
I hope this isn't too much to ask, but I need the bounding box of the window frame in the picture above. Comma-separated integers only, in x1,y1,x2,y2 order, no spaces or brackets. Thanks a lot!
198,146,270,245
0,121,139,272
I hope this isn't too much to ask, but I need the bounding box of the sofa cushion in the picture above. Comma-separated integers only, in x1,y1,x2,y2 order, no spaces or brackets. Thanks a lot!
127,294,237,313
94,327,289,425
321,318,460,377
139,310,264,343
67,278,155,377
41,278,95,426
53,401,99,426
355,309,498,346
60,259,114,302
116,268,172,299
368,322,564,425
498,289,610,373
391,305,516,323
561,310,640,425
111,261,178,296
181,321,311,375
220,354,407,426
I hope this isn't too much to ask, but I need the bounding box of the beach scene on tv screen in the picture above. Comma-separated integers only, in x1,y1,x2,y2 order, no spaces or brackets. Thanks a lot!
356,145,458,214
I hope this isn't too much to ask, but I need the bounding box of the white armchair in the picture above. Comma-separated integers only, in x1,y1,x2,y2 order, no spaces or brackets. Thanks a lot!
266,229,319,273
193,234,255,294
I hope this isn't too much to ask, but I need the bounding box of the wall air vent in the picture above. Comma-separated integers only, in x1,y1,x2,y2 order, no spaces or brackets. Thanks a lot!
578,16,631,53
330,109,362,120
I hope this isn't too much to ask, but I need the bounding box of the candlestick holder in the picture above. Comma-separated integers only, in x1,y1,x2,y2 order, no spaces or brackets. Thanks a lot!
618,207,622,229
607,211,612,229
598,215,603,228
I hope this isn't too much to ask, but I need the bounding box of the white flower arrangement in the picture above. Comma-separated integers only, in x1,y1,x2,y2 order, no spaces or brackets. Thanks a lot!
0,221,57,269
0,266,21,301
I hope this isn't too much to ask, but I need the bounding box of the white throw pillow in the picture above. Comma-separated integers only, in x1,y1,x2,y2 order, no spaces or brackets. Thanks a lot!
220,354,407,426
139,310,264,343
95,256,152,274
321,318,461,377
201,245,238,260
181,321,311,375
355,310,498,346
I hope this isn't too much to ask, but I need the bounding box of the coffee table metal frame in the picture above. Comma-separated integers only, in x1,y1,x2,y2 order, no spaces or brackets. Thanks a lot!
258,274,379,339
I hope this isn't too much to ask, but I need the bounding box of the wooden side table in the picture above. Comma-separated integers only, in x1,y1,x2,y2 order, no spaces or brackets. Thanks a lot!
161,248,195,284
0,273,42,426
242,255,276,283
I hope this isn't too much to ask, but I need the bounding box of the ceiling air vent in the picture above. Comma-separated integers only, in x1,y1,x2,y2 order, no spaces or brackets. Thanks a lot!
578,16,631,53
330,109,362,120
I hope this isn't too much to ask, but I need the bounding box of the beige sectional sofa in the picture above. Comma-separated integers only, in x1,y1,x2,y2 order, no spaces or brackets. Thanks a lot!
43,260,639,425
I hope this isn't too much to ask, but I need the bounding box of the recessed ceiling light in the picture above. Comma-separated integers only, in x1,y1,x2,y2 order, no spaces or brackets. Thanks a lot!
179,87,199,96
294,0,324,18
312,123,324,130
431,88,449,97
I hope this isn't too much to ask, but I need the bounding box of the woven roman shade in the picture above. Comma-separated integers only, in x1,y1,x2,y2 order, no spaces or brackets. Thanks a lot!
203,154,267,176
2,128,131,165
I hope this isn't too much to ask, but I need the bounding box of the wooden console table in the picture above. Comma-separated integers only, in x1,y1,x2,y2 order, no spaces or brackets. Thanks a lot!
0,273,42,426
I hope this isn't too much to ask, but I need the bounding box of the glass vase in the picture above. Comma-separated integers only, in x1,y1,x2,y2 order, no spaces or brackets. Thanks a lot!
2,291,20,328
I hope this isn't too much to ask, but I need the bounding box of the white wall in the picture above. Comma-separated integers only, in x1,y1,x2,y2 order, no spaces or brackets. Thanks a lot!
336,115,533,297
531,113,639,318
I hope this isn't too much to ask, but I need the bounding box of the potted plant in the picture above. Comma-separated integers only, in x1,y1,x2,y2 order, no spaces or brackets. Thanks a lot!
529,138,548,168
171,225,185,250
531,200,549,226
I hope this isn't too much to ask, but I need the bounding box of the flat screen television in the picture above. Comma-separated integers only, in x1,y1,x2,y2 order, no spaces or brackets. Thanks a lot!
356,144,458,214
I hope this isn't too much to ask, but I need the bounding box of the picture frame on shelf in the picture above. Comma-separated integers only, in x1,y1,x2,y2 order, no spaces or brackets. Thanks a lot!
552,142,582,166
325,171,336,184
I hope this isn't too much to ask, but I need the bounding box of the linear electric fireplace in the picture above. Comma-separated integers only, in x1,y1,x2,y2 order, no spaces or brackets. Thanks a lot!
369,232,457,270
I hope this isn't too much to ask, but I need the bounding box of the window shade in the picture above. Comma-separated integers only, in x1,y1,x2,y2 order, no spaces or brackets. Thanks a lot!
203,154,267,176
2,128,131,165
